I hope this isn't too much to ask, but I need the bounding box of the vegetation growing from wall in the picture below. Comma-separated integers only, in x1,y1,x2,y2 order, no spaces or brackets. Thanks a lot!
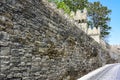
48,0,70,13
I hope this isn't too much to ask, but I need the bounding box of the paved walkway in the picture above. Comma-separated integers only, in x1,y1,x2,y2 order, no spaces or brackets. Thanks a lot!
77,63,120,80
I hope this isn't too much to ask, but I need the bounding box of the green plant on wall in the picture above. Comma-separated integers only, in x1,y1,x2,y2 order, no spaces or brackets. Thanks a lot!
48,0,70,14
57,2,70,13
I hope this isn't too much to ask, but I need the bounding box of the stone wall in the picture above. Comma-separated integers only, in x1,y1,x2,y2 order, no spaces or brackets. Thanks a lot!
70,8,101,43
87,27,100,43
0,0,114,80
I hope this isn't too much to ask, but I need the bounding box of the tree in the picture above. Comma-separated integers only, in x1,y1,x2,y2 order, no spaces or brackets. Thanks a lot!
48,0,70,14
48,0,88,12
63,0,88,11
87,2,112,39
57,2,70,13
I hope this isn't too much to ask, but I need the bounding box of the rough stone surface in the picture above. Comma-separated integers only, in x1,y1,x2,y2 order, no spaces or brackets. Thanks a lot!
0,0,115,80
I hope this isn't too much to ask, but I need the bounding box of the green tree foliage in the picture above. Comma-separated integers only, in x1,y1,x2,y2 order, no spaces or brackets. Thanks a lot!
48,0,70,14
87,2,111,39
57,2,70,13
63,0,88,11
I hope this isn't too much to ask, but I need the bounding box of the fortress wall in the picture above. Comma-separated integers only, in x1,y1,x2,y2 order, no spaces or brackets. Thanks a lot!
0,0,115,80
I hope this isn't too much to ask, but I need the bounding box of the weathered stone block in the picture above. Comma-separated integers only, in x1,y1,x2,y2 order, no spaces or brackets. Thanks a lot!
0,31,9,40
0,47,10,55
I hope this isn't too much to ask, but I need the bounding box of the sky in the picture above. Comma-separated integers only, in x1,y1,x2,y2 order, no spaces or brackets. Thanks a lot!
89,0,120,45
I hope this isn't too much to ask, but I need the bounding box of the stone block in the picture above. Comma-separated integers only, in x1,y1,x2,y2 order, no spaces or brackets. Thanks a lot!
10,57,20,63
0,41,10,47
11,49,25,56
0,31,9,40
1,66,10,72
0,47,10,56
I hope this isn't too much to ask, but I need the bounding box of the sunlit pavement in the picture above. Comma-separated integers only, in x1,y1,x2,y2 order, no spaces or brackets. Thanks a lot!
77,63,120,80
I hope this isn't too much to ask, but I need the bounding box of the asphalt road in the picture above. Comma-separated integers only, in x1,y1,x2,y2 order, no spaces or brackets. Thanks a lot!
77,63,120,80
